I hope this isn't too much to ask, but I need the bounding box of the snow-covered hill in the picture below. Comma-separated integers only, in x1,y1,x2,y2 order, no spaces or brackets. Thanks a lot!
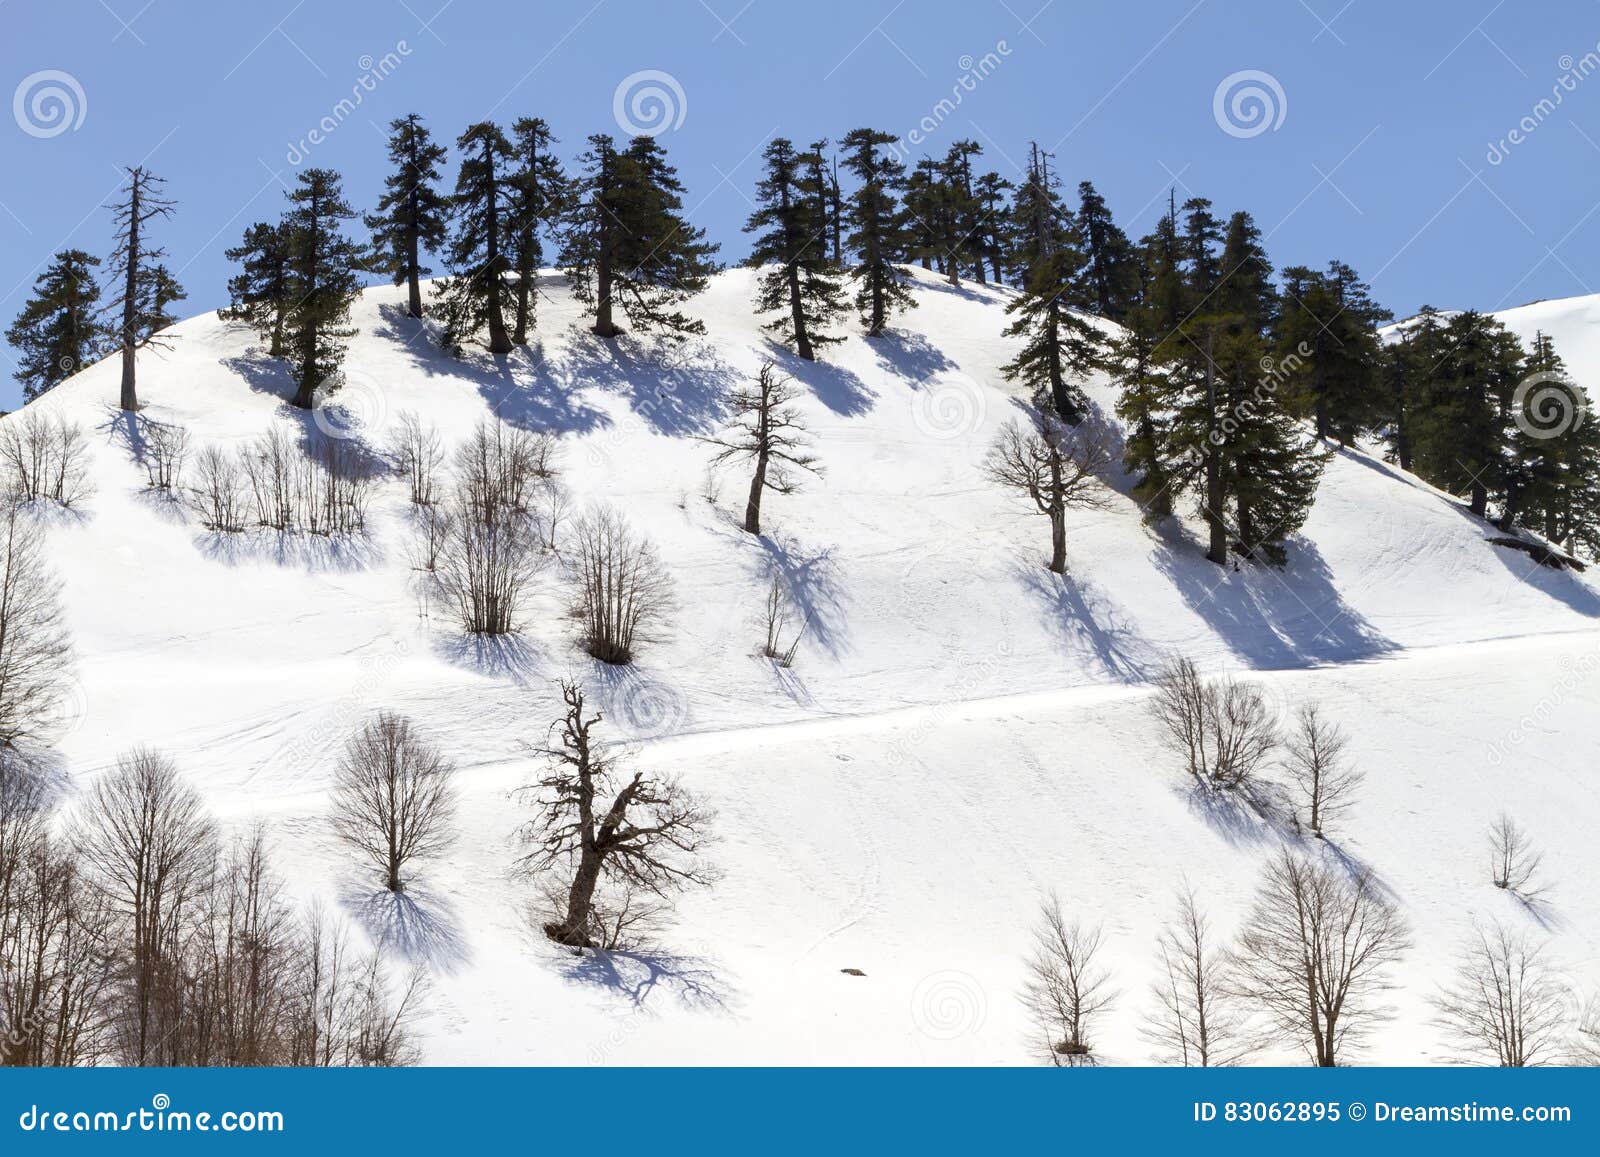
14,268,1600,1064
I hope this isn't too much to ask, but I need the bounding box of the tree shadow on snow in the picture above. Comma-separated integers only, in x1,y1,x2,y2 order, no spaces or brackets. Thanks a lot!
343,885,471,975
1008,557,1158,683
762,341,875,417
1183,779,1299,849
193,527,384,574
555,944,735,1014
744,530,849,660
432,630,549,688
866,329,957,383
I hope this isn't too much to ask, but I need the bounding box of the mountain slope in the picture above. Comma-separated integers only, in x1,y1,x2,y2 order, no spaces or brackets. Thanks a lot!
12,268,1600,1063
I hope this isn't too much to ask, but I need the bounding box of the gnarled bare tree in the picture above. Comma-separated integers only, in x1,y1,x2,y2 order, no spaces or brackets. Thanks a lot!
985,414,1111,574
329,713,456,894
0,497,71,747
1488,812,1547,900
519,680,713,948
700,362,820,535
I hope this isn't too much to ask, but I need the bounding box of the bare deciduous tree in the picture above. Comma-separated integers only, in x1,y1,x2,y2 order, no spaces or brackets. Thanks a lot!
1022,894,1115,1064
1282,704,1361,838
388,411,444,506
454,419,555,522
1488,812,1547,899
188,445,250,533
434,489,543,634
571,507,675,665
329,713,457,894
519,680,713,948
1142,886,1252,1066
1232,850,1409,1066
1433,921,1569,1067
74,748,217,1065
985,414,1112,574
0,498,71,746
140,421,190,494
0,412,91,507
1150,656,1277,793
700,362,821,536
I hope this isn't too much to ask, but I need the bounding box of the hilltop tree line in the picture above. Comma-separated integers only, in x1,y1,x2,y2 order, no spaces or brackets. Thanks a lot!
8,116,1600,564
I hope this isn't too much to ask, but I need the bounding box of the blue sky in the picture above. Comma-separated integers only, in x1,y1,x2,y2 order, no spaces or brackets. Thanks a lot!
2,0,1598,408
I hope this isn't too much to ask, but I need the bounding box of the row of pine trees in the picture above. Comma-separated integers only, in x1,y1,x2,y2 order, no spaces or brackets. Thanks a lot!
7,115,1599,562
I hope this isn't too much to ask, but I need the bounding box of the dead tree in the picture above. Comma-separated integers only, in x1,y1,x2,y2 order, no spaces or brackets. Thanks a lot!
1433,921,1568,1066
1232,850,1409,1066
106,166,182,412
571,507,675,664
0,497,71,746
329,713,456,893
1149,656,1277,793
1488,813,1547,899
1143,886,1252,1066
1021,894,1115,1064
519,680,713,948
700,362,820,535
1282,703,1361,838
74,748,217,1065
985,414,1111,574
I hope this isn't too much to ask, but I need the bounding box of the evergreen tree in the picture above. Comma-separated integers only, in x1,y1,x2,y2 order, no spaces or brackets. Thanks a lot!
107,166,184,412
219,221,292,356
839,128,916,337
900,157,951,276
1510,332,1600,555
434,121,515,354
1000,143,1102,424
506,116,570,345
1075,181,1138,322
1409,310,1523,518
1380,305,1450,472
944,140,986,283
1114,201,1185,519
6,249,107,401
365,113,450,320
562,133,719,340
280,168,362,409
744,138,846,360
972,170,1014,285
1276,260,1391,442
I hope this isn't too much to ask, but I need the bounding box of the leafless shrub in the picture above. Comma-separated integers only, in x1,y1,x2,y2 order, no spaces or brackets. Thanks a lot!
73,748,218,1065
760,574,808,666
519,680,714,948
329,712,457,894
1022,894,1115,1065
240,429,376,536
1232,850,1409,1066
1142,886,1253,1066
1433,921,1570,1066
410,503,453,573
434,488,544,635
1150,656,1278,792
388,411,444,506
0,412,91,507
454,419,557,522
187,445,251,532
571,506,675,665
986,414,1112,573
536,482,573,552
308,439,377,536
1488,813,1547,899
140,421,190,493
1282,703,1361,838
0,498,71,746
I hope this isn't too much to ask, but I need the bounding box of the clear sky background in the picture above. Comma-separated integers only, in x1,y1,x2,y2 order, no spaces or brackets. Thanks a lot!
2,0,1598,409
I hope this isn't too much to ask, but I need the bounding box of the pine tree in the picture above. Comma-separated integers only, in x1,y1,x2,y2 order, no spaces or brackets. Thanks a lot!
219,221,292,356
106,166,184,412
1276,261,1390,442
1114,194,1185,520
562,133,719,340
6,249,107,401
944,140,986,283
365,114,449,321
280,168,362,409
744,138,846,360
506,116,570,345
1000,143,1102,424
1503,331,1600,549
839,128,915,337
1075,181,1138,322
901,157,949,275
972,170,1014,285
434,121,515,354
1381,305,1449,472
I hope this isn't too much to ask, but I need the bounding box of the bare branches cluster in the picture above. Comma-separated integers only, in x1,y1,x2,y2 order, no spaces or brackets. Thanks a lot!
186,428,376,535
329,712,457,894
1022,895,1116,1064
570,506,675,665
0,498,72,746
986,413,1112,574
139,420,190,493
0,412,91,507
1150,656,1278,793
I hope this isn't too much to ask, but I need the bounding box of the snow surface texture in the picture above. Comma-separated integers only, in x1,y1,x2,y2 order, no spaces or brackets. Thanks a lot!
17,267,1600,1064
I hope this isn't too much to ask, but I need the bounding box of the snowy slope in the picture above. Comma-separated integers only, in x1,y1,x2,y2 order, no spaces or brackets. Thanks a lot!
14,268,1600,1064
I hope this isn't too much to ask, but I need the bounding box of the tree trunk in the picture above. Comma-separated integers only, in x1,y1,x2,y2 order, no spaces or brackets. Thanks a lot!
788,263,813,360
744,450,767,535
1469,482,1488,518
553,851,604,946
593,236,620,338
1048,509,1066,574
1203,334,1229,565
119,174,141,413
512,268,531,345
